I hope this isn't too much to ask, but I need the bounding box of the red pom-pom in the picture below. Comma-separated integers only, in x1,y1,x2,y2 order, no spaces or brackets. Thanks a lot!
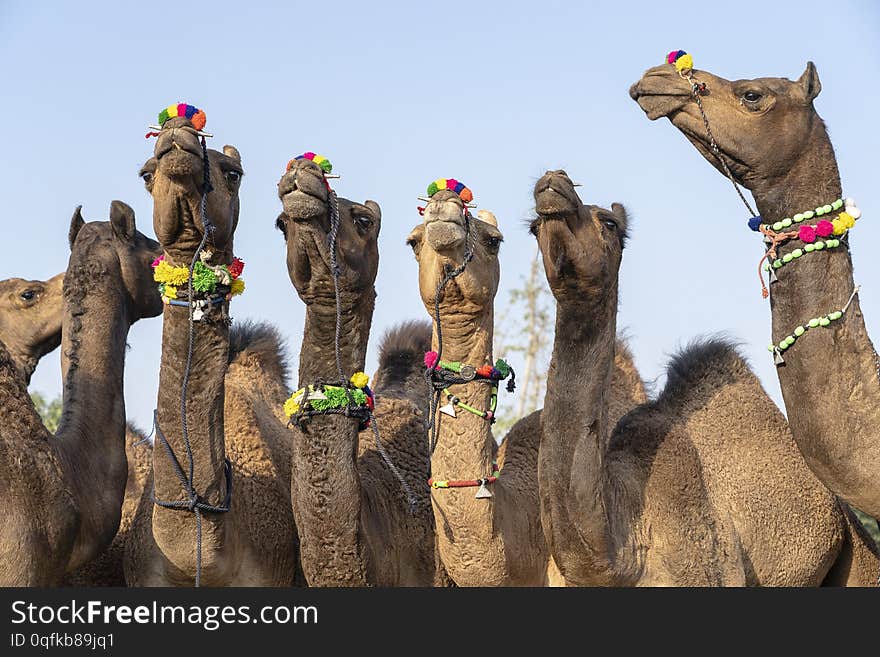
476,365,494,378
229,257,245,279
798,225,817,243
816,220,834,238
424,351,439,369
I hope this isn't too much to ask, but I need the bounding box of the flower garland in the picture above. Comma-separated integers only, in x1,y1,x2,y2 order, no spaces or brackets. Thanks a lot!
157,103,207,131
426,178,474,204
750,198,861,236
152,251,245,303
283,372,374,430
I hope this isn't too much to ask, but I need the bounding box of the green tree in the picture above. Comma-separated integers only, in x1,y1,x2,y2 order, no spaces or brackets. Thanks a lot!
494,248,553,437
30,391,62,433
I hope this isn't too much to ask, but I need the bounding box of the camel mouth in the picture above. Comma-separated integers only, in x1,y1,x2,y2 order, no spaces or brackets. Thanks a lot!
425,219,466,253
281,187,330,226
535,186,578,218
630,67,693,120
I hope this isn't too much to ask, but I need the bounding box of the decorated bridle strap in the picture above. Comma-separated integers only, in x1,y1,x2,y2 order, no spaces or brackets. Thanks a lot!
441,386,499,423
429,463,500,489
769,286,860,365
146,103,208,138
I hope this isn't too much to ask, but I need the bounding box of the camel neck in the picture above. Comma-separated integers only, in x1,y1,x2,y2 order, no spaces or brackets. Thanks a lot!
540,291,619,583
152,301,230,514
749,119,880,515
54,282,130,568
298,294,374,385
429,309,496,480
290,291,375,585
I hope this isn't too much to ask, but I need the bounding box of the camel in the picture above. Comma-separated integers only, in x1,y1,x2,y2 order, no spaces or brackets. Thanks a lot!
276,154,438,586
0,201,163,585
125,110,297,586
407,184,647,586
630,57,880,520
0,274,64,384
531,169,878,586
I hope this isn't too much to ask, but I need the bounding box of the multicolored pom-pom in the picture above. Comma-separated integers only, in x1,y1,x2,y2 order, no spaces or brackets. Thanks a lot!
427,178,474,204
666,50,693,73
287,152,333,174
158,103,207,131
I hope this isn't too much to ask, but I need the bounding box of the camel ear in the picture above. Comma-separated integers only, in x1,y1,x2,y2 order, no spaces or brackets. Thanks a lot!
69,205,85,250
223,145,242,162
109,200,137,243
364,200,382,235
610,203,629,234
275,212,288,240
796,62,821,103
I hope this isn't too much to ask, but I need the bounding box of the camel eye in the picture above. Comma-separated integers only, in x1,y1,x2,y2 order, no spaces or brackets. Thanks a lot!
20,290,36,301
602,219,618,231
140,171,153,185
225,170,241,185
742,91,762,103
485,236,501,252
353,215,373,231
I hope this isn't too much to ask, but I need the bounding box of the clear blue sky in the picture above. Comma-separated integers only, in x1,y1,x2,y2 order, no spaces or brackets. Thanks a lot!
3,1,878,431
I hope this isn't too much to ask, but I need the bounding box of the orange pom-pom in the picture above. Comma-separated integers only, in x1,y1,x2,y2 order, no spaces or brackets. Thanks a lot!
460,188,474,204
191,110,207,131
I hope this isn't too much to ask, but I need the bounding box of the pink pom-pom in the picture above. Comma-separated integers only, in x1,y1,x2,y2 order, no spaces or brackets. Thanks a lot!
424,351,439,369
815,220,834,238
151,255,165,268
798,225,817,243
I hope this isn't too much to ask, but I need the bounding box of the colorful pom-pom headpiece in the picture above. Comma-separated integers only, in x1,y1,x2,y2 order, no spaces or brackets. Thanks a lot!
666,49,694,74
287,152,333,174
426,178,473,204
157,103,207,132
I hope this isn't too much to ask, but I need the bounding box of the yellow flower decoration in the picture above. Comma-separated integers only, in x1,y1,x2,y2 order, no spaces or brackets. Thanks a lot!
283,390,304,418
164,284,178,300
674,53,694,73
838,211,855,229
154,261,190,286
231,278,245,296
831,218,847,236
350,371,369,389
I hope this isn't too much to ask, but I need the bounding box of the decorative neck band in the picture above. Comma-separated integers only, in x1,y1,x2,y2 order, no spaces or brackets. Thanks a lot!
424,352,514,423
283,372,374,431
152,251,245,305
753,197,861,298
769,286,860,365
429,462,500,499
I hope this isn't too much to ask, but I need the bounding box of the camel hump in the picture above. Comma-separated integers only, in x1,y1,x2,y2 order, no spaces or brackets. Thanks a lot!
228,320,291,386
657,336,754,409
373,320,432,400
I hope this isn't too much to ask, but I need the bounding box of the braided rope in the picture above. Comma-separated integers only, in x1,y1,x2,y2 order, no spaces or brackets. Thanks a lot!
151,135,231,587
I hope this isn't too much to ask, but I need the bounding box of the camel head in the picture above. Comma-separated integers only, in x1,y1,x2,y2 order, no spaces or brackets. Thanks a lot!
530,170,627,307
0,273,64,381
629,57,823,188
407,185,503,324
275,154,381,306
140,105,242,264
67,201,164,322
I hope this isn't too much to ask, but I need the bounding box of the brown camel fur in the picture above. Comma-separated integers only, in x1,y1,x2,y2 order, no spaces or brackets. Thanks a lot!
0,201,162,585
532,170,878,586
630,60,880,519
276,157,437,586
125,116,297,586
0,274,64,384
407,191,643,586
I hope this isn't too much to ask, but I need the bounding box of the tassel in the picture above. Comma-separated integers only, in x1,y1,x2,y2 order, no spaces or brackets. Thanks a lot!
475,480,492,499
